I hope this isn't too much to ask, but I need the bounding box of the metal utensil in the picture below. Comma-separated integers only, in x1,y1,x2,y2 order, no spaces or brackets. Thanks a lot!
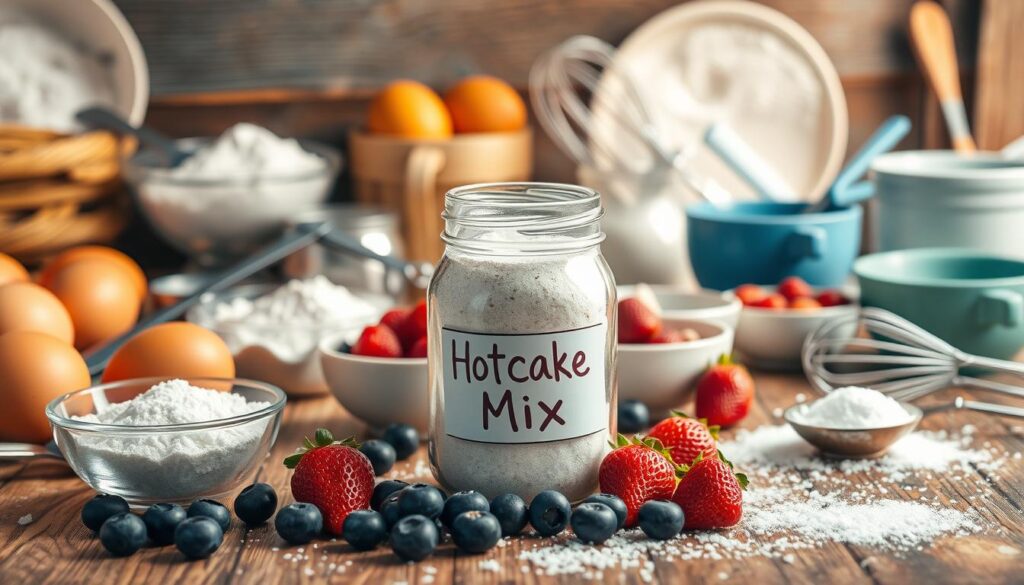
529,35,731,206
83,221,332,377
319,228,433,291
802,306,1024,402
805,115,911,213
704,123,794,201
76,106,190,167
0,442,64,462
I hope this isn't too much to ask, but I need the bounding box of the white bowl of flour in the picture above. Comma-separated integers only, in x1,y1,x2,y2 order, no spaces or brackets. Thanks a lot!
46,377,285,506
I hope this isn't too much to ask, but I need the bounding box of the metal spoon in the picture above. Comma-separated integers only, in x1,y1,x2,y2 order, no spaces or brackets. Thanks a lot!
76,106,191,167
784,396,1024,458
0,442,64,462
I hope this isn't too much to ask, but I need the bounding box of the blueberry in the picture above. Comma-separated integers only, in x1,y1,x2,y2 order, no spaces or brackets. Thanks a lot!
489,493,528,537
338,341,352,353
440,490,490,528
389,515,439,562
359,440,397,476
187,499,230,532
142,503,187,545
397,483,445,519
382,423,419,460
275,503,323,545
381,493,404,528
371,479,409,511
570,502,618,544
528,490,571,537
98,513,147,556
617,400,650,433
638,500,684,540
234,483,278,526
342,509,387,551
451,510,502,554
81,493,129,532
583,493,628,530
174,516,224,559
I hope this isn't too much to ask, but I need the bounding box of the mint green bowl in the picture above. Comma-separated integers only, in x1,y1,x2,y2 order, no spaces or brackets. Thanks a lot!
854,248,1024,360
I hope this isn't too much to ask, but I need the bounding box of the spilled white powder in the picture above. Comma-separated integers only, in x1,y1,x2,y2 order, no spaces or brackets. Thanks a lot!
17,514,32,526
170,123,325,181
789,387,914,429
73,379,273,501
0,9,115,132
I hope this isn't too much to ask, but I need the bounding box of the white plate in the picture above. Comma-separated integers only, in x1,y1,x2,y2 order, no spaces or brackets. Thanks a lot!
590,0,847,202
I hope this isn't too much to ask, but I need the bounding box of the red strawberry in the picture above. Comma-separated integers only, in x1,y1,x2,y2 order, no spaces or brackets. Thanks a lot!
379,308,410,333
651,328,700,344
406,336,428,358
397,300,428,349
672,451,747,530
598,435,678,527
284,429,375,535
733,284,767,306
750,293,787,310
695,355,755,428
647,412,719,467
789,297,822,310
351,325,403,358
777,276,813,302
618,298,662,343
816,289,849,307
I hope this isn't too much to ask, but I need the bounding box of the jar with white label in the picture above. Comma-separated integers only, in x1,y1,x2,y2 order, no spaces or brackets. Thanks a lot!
427,182,617,501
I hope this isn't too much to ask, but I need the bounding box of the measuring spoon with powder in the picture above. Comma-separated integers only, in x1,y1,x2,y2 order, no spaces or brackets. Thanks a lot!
784,386,1024,458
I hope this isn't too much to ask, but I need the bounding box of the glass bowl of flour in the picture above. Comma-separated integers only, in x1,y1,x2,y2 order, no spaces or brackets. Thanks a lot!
46,377,285,507
124,123,341,266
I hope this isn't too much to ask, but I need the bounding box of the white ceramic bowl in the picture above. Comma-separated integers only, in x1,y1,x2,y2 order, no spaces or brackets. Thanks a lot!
733,287,858,370
320,332,428,434
619,285,742,330
617,318,734,417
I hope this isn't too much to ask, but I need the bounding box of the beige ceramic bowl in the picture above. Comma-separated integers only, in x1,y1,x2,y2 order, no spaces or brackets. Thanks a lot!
319,332,429,434
617,318,734,418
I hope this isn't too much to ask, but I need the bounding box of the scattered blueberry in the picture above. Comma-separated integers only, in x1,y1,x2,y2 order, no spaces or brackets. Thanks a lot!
275,503,323,545
583,493,628,530
99,513,147,557
187,499,230,532
338,341,352,353
371,479,409,511
389,515,439,562
638,500,684,540
142,503,187,545
81,493,129,532
381,493,404,528
528,490,571,537
382,423,419,460
175,516,224,559
342,510,388,551
397,483,446,519
359,440,397,475
440,490,490,527
234,483,278,526
617,400,650,433
450,510,502,554
489,493,528,537
570,502,618,544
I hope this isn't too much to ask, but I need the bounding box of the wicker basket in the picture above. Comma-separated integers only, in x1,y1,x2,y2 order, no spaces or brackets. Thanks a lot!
0,125,131,262
349,129,533,262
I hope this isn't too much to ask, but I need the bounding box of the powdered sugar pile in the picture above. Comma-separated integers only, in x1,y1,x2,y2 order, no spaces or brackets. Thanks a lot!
170,123,325,182
788,386,915,429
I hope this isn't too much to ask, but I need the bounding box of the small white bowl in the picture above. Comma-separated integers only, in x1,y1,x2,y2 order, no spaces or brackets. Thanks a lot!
619,285,742,329
617,318,734,418
319,333,428,434
733,286,858,370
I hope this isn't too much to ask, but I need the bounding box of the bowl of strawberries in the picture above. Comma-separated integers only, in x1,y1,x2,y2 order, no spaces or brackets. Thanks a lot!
732,276,858,370
320,300,429,434
616,295,734,418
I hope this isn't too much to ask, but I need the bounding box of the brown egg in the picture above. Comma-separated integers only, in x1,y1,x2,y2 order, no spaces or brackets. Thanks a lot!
0,252,29,287
102,322,235,383
38,246,147,301
0,282,74,343
0,331,91,442
46,259,140,350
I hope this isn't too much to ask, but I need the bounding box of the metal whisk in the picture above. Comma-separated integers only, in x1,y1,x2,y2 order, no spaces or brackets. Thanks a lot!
802,307,1024,402
529,35,731,206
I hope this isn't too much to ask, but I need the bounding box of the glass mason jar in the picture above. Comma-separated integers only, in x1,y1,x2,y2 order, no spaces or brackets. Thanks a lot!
427,182,617,501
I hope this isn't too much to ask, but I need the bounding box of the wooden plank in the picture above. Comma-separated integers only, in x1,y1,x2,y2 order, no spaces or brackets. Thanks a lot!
973,0,1024,150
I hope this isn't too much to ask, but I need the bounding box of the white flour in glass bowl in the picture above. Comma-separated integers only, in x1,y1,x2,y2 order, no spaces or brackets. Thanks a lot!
188,277,381,396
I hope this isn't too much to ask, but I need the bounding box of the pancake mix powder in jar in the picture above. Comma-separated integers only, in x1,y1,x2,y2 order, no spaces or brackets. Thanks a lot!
428,183,617,501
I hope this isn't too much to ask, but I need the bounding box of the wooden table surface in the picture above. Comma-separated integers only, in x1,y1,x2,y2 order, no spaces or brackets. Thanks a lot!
2,371,1022,584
